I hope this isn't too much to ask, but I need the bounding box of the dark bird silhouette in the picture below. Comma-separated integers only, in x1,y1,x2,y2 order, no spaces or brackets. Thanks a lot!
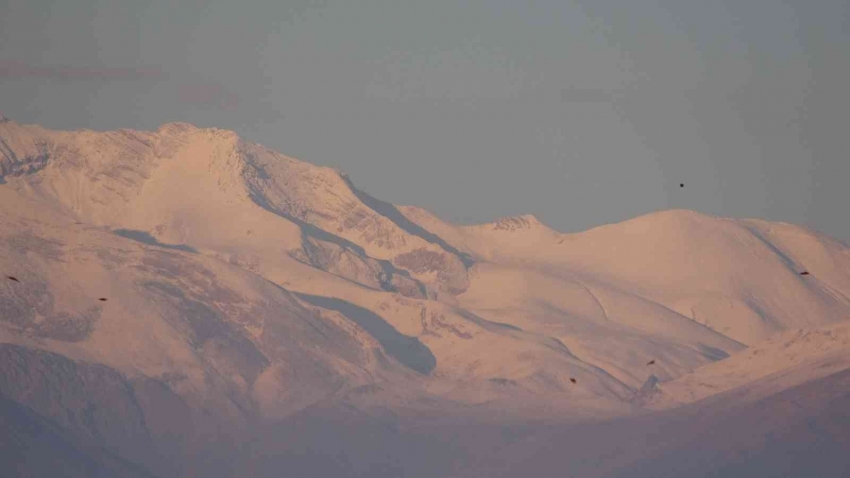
6,276,19,282
570,378,577,384
679,183,684,188
98,298,108,301
646,360,656,366
800,271,810,276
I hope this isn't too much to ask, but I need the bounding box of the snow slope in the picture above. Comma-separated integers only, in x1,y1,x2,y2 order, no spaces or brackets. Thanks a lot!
636,322,850,408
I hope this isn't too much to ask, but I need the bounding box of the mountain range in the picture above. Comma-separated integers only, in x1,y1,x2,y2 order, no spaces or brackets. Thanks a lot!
1,116,848,477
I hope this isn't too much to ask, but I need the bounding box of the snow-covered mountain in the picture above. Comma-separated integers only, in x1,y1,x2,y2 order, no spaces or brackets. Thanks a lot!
634,321,850,409
1,117,848,477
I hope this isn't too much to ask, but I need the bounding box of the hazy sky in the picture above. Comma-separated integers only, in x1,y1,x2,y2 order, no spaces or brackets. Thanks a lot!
1,0,848,242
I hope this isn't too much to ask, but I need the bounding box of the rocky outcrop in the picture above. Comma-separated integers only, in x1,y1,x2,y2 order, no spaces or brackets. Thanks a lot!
490,215,541,232
0,123,50,181
393,247,469,294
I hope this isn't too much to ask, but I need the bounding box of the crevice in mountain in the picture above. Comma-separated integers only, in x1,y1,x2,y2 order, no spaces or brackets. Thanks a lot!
742,297,781,331
739,223,801,271
247,190,428,298
295,293,437,375
113,229,198,253
457,309,574,357
614,289,748,349
692,343,731,362
818,280,850,308
573,279,612,322
341,175,475,269
457,310,524,333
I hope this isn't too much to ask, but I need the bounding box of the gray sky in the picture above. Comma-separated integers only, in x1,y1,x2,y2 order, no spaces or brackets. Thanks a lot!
2,0,848,243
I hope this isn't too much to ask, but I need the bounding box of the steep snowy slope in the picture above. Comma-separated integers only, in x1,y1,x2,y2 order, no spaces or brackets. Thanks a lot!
400,205,850,345
458,263,744,386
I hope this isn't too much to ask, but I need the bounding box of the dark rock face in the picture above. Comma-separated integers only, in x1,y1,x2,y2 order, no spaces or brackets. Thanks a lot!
0,344,193,477
0,344,151,454
0,143,50,181
394,249,447,275
0,394,157,478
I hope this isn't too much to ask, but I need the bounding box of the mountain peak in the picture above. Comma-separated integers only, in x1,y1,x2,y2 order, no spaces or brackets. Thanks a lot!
623,208,720,227
645,208,720,222
577,208,725,239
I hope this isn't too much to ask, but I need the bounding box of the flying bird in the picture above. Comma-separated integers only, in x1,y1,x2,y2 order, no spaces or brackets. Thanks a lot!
6,276,19,282
800,271,810,276
570,378,577,384
98,298,108,302
646,360,656,366
679,183,684,188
